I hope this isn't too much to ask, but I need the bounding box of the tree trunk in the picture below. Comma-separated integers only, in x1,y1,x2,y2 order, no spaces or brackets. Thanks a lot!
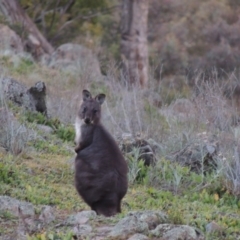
0,0,54,58
121,0,149,88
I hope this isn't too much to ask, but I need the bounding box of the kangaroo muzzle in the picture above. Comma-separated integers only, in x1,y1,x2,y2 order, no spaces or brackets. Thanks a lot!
84,117,91,124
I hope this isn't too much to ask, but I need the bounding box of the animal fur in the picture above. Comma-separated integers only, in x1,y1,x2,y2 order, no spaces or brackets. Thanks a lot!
74,90,128,217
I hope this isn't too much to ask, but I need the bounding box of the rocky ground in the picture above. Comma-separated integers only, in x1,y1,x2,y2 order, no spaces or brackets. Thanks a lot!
0,195,206,240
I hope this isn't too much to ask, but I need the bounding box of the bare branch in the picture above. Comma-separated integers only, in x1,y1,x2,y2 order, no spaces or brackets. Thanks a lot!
51,5,120,42
62,0,76,15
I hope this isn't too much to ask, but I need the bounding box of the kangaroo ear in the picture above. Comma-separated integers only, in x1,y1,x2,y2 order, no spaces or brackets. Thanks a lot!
95,94,106,105
82,90,92,101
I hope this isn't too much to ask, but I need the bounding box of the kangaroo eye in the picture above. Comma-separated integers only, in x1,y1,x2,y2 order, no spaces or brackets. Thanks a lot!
93,109,98,114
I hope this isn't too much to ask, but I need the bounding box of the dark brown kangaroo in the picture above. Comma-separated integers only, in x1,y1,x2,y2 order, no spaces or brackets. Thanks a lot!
74,90,128,217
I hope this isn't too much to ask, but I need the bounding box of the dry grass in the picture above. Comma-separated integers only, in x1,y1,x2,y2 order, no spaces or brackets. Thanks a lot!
1,55,240,199
1,58,240,238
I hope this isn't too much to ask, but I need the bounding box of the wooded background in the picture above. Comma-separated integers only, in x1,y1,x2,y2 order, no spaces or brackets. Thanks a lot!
1,0,240,88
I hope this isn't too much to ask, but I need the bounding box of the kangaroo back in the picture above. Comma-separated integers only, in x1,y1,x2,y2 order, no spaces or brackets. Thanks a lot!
74,90,128,217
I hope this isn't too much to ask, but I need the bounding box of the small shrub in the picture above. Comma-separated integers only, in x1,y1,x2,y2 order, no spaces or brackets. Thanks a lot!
0,162,19,185
0,210,16,220
168,208,185,225
27,231,74,240
31,140,69,155
0,108,35,155
146,159,191,193
126,147,149,185
25,111,74,142
55,125,75,142
222,148,240,198
25,111,60,129
14,58,35,74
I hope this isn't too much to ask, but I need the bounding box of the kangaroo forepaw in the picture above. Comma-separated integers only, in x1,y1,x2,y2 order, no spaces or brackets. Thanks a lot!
75,145,81,153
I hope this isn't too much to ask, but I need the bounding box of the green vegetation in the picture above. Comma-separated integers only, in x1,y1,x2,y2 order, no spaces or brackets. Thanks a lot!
27,232,74,240
1,65,240,238
1,1,240,238
19,0,114,48
1,138,240,239
1,67,240,239
25,111,75,142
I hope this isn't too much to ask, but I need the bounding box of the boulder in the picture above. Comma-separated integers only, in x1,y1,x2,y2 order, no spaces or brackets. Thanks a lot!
168,132,219,174
128,233,149,240
0,24,34,66
1,77,47,114
36,124,54,134
46,43,102,78
73,224,93,237
150,224,204,240
0,196,34,217
127,210,168,230
206,221,224,235
39,206,55,224
109,215,149,239
66,210,97,225
0,24,24,54
109,210,167,239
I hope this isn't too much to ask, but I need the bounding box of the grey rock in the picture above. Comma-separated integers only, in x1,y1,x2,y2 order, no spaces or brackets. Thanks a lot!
17,216,43,239
28,81,47,114
66,210,97,225
109,215,148,238
36,124,54,134
96,226,113,234
0,196,34,217
47,43,102,79
206,144,216,155
94,226,113,239
206,221,223,234
128,233,149,240
0,25,34,68
168,135,219,174
1,77,33,110
39,206,55,224
0,235,19,240
151,224,204,240
73,224,92,236
119,133,157,166
127,210,168,230
0,77,47,114
91,237,106,240
0,24,24,53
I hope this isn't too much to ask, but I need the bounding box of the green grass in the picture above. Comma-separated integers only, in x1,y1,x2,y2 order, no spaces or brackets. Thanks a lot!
0,107,239,239
1,149,240,239
0,153,78,209
24,111,75,142
1,59,240,239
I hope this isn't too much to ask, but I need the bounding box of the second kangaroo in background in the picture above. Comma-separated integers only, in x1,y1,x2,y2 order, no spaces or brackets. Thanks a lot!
74,89,128,217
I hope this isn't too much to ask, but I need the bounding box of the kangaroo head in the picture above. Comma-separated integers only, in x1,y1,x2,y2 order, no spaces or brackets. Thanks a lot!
78,89,106,125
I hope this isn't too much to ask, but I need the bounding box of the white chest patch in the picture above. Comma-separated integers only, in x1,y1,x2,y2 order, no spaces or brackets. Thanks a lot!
74,117,84,145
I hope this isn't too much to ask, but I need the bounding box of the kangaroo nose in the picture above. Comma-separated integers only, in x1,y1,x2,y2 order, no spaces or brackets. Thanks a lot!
85,118,91,124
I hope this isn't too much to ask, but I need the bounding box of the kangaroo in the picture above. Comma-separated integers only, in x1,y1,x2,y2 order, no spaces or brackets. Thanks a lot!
74,89,128,217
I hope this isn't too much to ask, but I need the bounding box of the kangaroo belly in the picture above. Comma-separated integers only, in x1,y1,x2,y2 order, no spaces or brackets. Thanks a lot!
75,157,121,204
